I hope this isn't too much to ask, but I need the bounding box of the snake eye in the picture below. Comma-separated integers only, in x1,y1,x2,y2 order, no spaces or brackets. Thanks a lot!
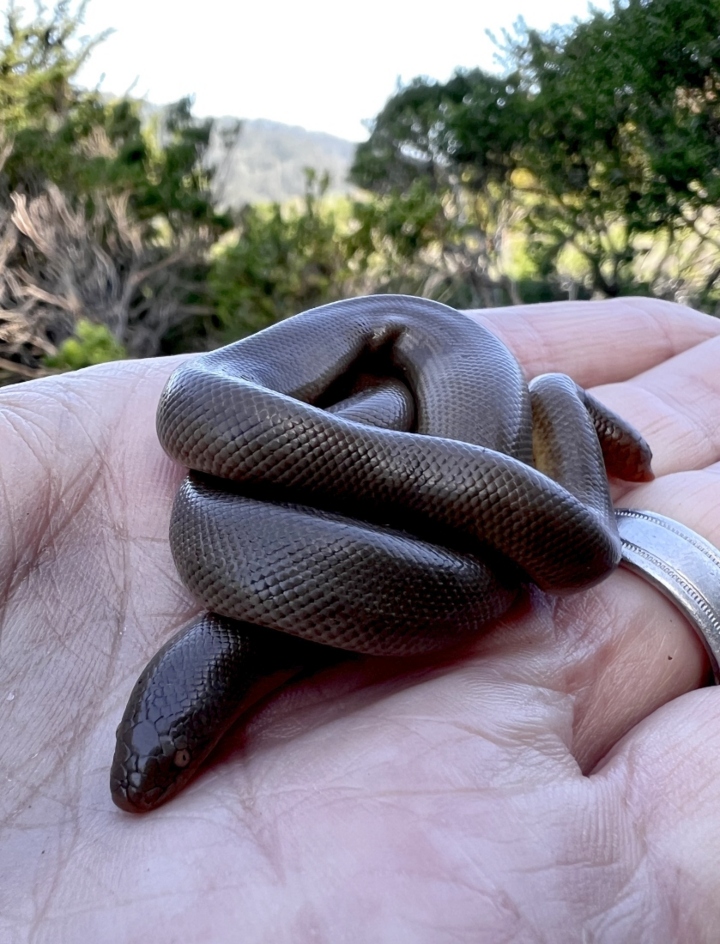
173,749,191,768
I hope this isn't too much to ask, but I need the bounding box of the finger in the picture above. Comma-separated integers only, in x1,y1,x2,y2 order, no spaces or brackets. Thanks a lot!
464,564,709,776
521,330,720,768
468,298,720,386
460,303,720,767
528,464,719,770
564,569,710,771
592,334,720,478
570,465,720,772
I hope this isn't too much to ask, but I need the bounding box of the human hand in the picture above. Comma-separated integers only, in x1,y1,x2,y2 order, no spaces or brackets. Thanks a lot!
2,298,720,943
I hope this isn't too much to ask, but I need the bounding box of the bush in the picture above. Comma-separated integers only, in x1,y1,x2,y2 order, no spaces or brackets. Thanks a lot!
44,320,127,370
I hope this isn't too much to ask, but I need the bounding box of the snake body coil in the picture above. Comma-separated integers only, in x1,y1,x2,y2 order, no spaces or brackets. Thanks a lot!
110,295,652,812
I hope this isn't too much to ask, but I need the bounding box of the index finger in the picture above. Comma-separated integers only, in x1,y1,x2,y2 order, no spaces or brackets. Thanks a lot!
468,297,720,386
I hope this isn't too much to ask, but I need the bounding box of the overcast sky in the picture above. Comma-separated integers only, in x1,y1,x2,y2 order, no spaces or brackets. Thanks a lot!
51,0,613,140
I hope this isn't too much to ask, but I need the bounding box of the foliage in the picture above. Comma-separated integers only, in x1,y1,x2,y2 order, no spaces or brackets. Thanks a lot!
351,70,542,305
352,71,524,196
0,1,105,128
351,0,720,305
508,0,720,298
0,2,229,234
0,1,234,382
348,177,525,308
44,318,126,370
208,171,359,339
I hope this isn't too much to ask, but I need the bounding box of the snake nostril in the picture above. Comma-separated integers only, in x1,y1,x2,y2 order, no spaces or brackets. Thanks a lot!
173,749,191,768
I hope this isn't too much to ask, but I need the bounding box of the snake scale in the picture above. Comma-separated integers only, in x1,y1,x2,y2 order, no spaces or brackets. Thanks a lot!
110,295,652,812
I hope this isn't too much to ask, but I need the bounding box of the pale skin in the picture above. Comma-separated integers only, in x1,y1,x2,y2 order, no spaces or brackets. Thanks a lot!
1,298,720,944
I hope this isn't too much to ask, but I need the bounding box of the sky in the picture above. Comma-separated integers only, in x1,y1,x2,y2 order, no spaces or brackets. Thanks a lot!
57,0,615,142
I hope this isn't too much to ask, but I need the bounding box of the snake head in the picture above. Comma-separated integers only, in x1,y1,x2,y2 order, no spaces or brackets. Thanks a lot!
110,614,259,813
110,613,312,813
110,713,199,813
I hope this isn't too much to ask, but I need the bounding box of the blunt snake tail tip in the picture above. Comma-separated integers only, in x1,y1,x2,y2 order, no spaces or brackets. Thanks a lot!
110,294,652,813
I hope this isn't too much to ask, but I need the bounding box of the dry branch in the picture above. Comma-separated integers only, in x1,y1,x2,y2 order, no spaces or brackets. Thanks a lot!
0,178,214,383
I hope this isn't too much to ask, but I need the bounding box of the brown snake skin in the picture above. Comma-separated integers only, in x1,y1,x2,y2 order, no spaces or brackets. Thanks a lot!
110,295,653,812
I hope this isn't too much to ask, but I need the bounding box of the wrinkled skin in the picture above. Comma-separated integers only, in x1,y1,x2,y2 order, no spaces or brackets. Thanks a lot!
2,298,720,944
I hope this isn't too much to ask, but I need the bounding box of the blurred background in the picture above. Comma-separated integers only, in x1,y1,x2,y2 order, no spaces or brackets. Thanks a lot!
0,0,716,384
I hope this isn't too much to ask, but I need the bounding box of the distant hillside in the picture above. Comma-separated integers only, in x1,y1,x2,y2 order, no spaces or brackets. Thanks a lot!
207,117,359,207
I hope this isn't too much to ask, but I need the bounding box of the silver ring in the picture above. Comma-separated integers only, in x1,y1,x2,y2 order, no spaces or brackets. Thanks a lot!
616,508,720,683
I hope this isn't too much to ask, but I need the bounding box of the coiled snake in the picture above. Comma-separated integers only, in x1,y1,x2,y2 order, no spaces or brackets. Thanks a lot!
110,295,652,812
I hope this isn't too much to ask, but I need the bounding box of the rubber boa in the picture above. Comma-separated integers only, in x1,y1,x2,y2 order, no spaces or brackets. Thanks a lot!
110,295,652,812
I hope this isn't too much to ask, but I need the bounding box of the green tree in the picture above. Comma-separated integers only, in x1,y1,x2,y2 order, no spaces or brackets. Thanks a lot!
352,0,720,306
508,0,720,298
0,1,235,382
351,71,527,306
0,2,228,234
208,171,358,340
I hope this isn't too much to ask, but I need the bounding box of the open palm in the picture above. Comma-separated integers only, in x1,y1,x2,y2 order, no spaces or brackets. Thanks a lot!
2,298,720,944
